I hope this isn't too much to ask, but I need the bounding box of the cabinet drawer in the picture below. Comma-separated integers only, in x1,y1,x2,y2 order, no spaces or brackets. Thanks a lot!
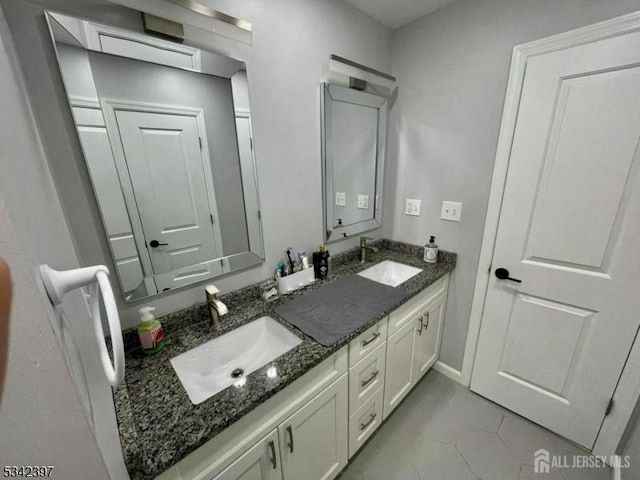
349,318,388,367
388,274,448,336
349,387,384,458
349,342,386,414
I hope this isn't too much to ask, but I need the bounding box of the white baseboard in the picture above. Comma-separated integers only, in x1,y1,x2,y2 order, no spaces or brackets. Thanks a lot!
433,361,467,386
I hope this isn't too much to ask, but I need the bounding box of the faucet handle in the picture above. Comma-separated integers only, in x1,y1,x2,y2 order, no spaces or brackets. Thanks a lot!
360,236,374,246
205,284,220,298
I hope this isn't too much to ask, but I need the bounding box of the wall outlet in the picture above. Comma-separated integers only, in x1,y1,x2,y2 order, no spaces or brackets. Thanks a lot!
441,201,462,221
405,199,421,216
357,194,369,209
335,192,346,206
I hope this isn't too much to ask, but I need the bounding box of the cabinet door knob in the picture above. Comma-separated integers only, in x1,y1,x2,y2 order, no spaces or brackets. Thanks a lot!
360,412,377,431
286,425,294,453
268,440,277,469
361,370,379,387
362,331,381,347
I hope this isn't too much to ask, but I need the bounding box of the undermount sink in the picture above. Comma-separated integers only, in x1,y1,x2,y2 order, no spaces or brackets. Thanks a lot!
358,260,423,287
170,316,302,404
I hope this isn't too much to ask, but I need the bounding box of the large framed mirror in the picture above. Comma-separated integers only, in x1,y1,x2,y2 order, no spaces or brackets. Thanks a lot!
321,83,387,242
45,11,264,301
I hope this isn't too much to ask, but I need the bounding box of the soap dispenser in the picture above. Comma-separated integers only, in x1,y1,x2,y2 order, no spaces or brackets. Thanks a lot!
137,306,165,355
424,236,439,264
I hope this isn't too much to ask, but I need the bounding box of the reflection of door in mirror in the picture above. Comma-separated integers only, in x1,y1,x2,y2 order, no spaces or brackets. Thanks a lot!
113,109,222,291
47,11,265,301
332,102,377,227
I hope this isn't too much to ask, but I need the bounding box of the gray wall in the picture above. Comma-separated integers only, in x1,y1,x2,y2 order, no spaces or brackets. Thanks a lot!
1,0,391,329
385,0,640,371
87,49,249,255
622,406,640,477
0,9,109,477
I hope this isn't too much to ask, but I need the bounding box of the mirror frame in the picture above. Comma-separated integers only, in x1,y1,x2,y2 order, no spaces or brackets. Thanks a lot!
321,82,387,242
45,11,265,301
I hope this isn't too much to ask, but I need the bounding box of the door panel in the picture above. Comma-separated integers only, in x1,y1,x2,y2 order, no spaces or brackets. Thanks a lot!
114,109,219,285
471,30,640,448
383,320,417,419
413,296,445,383
525,69,640,269
278,375,347,480
213,429,282,480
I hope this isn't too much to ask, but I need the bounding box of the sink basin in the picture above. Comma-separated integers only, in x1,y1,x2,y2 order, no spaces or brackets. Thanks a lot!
170,316,302,404
358,260,422,287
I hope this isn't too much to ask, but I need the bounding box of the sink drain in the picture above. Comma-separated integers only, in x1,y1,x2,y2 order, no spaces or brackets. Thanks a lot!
230,368,244,379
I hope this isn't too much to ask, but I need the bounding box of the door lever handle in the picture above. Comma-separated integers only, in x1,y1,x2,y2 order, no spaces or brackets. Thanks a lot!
149,240,168,248
495,268,522,283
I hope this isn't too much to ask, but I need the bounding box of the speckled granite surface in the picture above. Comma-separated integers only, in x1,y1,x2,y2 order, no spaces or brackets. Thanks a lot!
114,240,456,479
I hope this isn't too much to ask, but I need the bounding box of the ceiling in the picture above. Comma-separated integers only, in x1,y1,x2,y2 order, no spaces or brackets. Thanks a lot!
344,0,459,29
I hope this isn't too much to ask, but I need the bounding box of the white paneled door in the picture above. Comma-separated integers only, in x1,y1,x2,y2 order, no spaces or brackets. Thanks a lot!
114,109,221,290
471,29,640,449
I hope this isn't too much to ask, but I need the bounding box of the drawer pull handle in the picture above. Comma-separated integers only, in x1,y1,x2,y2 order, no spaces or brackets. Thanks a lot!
417,315,424,335
424,311,430,330
362,331,381,347
268,440,277,469
361,370,379,387
286,425,294,453
360,412,377,431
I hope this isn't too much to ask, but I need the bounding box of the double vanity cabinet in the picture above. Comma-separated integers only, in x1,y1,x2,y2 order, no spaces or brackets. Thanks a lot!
157,273,449,480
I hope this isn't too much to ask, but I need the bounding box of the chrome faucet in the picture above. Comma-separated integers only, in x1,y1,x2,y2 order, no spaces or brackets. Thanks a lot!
360,236,379,263
205,285,228,329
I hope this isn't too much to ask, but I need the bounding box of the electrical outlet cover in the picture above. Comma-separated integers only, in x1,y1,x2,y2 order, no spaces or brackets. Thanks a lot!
357,194,369,209
405,199,421,216
335,192,346,207
441,201,462,221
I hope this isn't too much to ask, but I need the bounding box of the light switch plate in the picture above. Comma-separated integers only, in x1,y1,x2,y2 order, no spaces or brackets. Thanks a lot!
357,194,369,209
405,199,421,216
441,201,462,221
335,192,346,206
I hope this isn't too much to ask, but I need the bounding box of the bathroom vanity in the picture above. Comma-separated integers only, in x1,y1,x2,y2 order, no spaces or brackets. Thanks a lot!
115,241,456,479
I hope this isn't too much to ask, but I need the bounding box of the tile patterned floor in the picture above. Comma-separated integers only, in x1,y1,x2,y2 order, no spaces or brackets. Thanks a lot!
338,371,610,480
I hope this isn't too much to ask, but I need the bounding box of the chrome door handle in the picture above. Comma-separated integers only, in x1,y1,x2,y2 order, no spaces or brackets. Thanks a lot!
286,425,294,453
361,370,379,387
362,331,381,347
268,440,277,469
360,413,377,431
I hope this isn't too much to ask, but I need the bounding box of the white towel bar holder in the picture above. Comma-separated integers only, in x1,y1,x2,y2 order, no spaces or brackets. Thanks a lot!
39,264,124,387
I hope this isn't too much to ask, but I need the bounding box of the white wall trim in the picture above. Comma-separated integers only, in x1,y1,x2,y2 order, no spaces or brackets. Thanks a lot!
461,9,640,455
83,19,202,70
433,360,463,384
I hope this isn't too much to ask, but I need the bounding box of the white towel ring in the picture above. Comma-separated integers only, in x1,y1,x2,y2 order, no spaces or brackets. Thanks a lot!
39,264,125,387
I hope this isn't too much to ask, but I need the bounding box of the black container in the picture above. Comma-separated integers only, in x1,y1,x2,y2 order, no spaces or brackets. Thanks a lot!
313,250,330,279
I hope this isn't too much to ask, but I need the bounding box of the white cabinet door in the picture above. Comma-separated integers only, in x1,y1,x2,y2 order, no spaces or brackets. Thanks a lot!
383,317,418,420
278,374,348,480
412,295,445,383
213,429,282,480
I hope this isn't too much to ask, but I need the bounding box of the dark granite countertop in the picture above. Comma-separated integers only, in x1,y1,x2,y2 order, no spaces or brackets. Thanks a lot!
114,240,456,479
